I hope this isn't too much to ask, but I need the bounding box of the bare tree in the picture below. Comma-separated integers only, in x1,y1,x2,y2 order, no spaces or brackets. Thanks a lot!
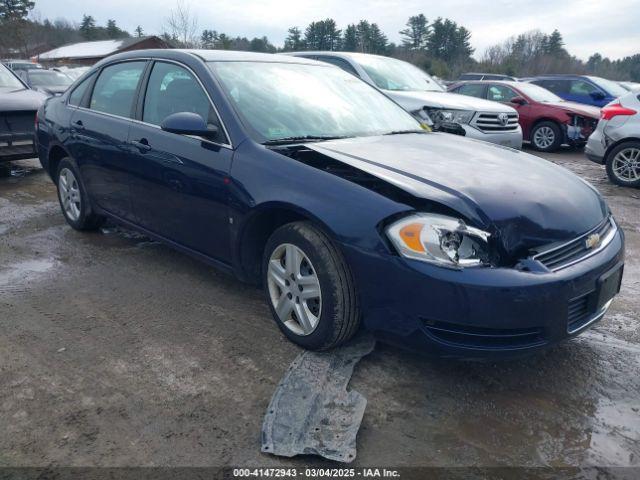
164,0,198,47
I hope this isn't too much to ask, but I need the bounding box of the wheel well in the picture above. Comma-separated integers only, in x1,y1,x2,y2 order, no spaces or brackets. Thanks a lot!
604,137,640,162
48,146,68,180
237,208,313,284
532,117,562,131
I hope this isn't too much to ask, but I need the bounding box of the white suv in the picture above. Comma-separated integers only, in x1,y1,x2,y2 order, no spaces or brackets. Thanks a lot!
286,52,523,150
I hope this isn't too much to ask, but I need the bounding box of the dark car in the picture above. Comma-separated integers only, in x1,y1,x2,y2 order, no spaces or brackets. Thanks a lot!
36,50,625,357
18,69,73,96
458,72,518,81
526,75,628,107
3,59,44,72
0,63,47,162
449,80,601,152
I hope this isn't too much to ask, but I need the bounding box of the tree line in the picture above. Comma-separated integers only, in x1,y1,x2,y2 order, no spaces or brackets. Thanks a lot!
1,0,638,81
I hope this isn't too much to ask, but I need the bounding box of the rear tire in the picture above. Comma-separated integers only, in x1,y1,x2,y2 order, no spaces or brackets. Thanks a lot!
55,157,105,231
605,141,640,188
262,221,360,350
531,121,562,152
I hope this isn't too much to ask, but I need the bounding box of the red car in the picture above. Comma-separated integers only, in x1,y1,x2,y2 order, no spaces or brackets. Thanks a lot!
449,81,600,152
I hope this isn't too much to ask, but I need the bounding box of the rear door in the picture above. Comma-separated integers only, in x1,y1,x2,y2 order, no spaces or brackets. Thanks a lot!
126,60,233,261
69,60,147,220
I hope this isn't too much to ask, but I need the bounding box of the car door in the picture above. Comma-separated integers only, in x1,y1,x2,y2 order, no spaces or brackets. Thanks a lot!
486,84,533,132
126,60,233,262
69,60,147,220
566,79,606,106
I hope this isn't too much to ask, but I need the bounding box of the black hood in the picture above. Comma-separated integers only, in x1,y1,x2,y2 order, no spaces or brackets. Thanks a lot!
307,133,607,257
0,87,47,111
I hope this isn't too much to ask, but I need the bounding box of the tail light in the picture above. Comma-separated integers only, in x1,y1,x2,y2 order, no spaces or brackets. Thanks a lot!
601,102,636,120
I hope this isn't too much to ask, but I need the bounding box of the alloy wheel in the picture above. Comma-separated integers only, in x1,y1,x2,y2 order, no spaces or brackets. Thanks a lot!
267,243,322,336
611,147,640,182
58,167,81,221
533,126,555,149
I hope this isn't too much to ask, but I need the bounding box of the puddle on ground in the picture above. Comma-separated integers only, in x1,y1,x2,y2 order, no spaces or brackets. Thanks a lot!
0,258,56,291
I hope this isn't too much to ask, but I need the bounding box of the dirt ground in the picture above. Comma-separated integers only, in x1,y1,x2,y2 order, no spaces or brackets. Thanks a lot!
0,147,638,469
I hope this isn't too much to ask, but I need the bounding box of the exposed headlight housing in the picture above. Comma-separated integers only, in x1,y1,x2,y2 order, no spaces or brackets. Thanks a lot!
386,213,491,268
426,108,474,126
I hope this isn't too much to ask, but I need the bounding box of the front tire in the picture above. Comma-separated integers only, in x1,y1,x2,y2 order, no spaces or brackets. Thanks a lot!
606,141,640,188
531,121,562,152
262,221,360,350
56,157,105,230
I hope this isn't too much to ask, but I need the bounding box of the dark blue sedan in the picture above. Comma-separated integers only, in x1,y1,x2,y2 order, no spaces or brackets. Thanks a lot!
36,50,625,356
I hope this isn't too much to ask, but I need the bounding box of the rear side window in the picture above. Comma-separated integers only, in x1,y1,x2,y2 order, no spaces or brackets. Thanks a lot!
68,72,95,107
535,79,569,94
90,61,146,118
142,61,226,143
460,74,482,80
456,83,485,98
316,56,359,77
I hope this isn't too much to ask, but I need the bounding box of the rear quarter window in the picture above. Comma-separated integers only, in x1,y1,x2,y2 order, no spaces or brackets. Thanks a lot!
68,72,95,107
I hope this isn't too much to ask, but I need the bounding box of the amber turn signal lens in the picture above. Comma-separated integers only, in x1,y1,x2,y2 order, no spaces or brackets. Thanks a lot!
399,222,425,252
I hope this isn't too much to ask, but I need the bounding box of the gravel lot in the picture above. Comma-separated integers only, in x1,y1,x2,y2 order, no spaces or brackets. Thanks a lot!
0,147,638,469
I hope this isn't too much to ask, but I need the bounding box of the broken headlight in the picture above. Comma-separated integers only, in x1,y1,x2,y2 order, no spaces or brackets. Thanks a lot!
386,213,491,268
426,108,474,126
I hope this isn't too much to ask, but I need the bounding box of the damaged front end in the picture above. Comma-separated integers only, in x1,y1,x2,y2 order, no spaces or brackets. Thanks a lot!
565,114,599,146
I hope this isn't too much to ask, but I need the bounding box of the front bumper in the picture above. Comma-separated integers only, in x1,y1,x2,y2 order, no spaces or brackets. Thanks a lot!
461,124,523,150
342,227,625,358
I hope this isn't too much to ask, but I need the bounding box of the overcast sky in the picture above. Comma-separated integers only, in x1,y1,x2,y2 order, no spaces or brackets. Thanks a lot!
32,0,640,60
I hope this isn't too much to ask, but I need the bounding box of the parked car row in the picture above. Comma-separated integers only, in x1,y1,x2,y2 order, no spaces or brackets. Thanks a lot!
35,49,625,356
448,80,600,152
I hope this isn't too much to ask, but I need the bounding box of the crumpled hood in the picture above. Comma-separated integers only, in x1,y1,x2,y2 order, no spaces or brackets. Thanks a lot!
387,90,517,113
0,87,47,111
543,101,601,118
307,133,607,257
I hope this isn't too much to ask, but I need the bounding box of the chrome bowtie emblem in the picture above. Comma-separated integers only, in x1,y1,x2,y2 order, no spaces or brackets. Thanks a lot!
497,113,509,126
585,233,601,250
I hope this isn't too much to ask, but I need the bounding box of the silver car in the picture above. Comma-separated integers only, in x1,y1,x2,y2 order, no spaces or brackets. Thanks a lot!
285,52,523,149
585,90,640,187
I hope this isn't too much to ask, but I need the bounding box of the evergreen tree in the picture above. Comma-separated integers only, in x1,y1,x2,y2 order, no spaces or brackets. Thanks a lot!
200,29,217,48
135,25,144,37
399,14,429,50
79,14,97,40
283,26,305,51
342,24,358,52
0,0,34,21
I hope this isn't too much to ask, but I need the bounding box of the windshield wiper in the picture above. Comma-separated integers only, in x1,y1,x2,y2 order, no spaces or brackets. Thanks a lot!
382,129,426,136
262,135,349,146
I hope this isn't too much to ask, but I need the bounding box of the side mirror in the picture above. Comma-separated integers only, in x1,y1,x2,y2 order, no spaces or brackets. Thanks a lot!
590,91,605,100
160,112,217,138
510,96,527,105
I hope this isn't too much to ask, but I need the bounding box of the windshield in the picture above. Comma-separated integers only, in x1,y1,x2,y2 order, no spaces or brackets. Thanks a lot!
588,76,628,97
209,61,421,142
29,70,73,87
355,55,444,92
64,67,90,80
0,64,25,89
13,62,42,70
516,82,563,102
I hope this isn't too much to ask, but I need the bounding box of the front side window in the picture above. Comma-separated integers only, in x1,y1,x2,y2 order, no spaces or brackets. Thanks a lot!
487,85,518,102
536,79,569,94
456,83,486,98
142,61,223,141
90,61,146,118
354,55,444,92
210,61,420,143
68,72,96,106
570,80,600,95
316,56,359,77
587,76,627,97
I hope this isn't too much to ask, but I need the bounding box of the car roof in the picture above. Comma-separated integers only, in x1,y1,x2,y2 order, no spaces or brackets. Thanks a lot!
453,80,522,87
285,51,393,62
101,49,325,65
